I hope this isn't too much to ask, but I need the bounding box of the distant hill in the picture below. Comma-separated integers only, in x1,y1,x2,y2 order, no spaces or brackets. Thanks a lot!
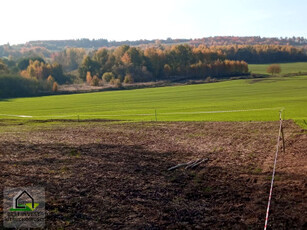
22,38,190,51
1,36,306,62
2,36,307,53
23,36,307,50
190,36,307,46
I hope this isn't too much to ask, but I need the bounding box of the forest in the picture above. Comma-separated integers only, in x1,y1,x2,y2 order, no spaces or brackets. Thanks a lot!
1,36,306,55
78,44,249,83
1,41,307,98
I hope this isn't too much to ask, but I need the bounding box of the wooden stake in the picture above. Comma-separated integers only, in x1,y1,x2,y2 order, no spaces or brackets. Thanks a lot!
281,125,285,153
279,110,285,153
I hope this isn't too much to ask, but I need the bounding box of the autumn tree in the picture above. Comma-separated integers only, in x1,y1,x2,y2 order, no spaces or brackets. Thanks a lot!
144,48,165,78
111,78,122,88
46,75,55,89
126,47,142,66
267,64,281,76
0,59,9,73
163,64,171,77
19,60,67,83
52,48,86,71
79,56,99,80
47,74,54,81
52,82,58,92
17,57,45,70
124,74,133,83
102,72,114,82
91,75,99,86
78,44,251,83
20,60,48,79
86,71,92,84
121,52,132,65
93,48,112,74
113,45,130,62
167,45,193,75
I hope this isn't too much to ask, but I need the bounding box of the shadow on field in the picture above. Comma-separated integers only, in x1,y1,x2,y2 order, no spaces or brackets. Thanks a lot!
0,140,306,229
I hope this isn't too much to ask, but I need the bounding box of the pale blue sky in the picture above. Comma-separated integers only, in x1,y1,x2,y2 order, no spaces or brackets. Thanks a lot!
1,0,306,45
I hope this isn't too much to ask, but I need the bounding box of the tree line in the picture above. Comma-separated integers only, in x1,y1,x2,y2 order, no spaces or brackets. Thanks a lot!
216,45,307,63
1,36,306,55
0,57,73,98
78,44,249,83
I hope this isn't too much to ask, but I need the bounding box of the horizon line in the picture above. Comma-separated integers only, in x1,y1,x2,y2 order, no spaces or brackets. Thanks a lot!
2,35,306,46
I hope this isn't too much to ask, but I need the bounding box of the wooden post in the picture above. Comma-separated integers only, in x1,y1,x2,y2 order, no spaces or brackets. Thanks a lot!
281,125,285,153
279,110,285,153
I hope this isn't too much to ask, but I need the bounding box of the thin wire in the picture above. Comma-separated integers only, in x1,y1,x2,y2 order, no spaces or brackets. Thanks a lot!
264,111,283,230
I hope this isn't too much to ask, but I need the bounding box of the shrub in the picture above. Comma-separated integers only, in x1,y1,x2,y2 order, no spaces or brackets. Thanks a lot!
109,77,115,84
102,72,115,83
124,74,134,83
91,75,99,86
117,74,124,82
110,78,122,88
205,76,212,83
114,79,122,88
0,74,43,98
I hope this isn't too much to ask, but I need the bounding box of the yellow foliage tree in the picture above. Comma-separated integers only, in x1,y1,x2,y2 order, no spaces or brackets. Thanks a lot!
121,52,131,65
112,78,122,88
91,75,99,86
52,82,58,92
124,74,133,83
267,64,281,76
47,75,55,83
86,71,92,84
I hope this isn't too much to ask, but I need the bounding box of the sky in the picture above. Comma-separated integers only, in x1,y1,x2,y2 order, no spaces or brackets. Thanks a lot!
1,0,306,45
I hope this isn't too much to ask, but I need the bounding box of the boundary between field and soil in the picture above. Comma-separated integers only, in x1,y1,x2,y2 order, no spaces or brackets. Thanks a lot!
0,107,284,120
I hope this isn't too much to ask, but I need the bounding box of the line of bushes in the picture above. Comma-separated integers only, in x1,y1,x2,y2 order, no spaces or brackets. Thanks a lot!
0,74,46,98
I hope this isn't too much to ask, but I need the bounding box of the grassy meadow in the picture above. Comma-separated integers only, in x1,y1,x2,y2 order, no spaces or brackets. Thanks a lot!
249,62,307,75
0,75,306,128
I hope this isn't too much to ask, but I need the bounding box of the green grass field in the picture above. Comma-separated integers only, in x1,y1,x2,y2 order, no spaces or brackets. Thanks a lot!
249,62,307,75
0,75,306,128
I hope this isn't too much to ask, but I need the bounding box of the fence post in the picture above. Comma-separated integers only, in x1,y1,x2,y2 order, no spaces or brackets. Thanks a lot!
281,125,285,153
279,110,285,153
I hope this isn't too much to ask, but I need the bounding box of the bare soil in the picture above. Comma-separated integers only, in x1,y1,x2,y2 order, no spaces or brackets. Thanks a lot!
0,120,306,229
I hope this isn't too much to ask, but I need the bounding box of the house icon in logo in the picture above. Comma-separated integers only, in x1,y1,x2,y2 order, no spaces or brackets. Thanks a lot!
10,190,39,212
